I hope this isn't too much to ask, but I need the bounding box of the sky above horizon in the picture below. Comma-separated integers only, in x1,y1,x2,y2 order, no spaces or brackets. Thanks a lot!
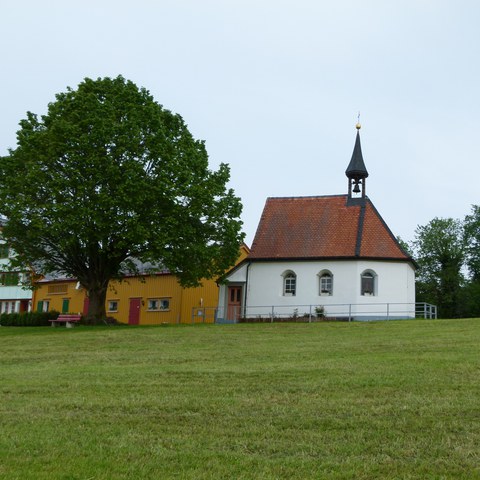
1,1,479,247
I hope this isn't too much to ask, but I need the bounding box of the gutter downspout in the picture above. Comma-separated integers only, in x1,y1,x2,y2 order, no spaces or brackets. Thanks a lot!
244,261,251,318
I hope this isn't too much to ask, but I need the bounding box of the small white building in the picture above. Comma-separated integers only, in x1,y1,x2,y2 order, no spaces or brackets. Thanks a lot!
0,231,32,314
218,126,416,322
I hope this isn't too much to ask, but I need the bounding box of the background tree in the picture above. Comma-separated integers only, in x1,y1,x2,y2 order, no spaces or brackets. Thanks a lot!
460,205,480,317
457,281,480,318
463,205,480,282
0,76,244,322
412,217,465,318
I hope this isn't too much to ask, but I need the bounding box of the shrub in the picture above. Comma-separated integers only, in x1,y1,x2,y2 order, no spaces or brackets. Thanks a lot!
315,305,325,319
0,310,60,327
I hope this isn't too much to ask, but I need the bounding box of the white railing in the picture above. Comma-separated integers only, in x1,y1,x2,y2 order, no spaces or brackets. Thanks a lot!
215,302,437,323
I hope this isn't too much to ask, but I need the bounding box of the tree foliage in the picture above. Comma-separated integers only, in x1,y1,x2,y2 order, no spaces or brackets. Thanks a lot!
463,205,480,282
413,217,465,318
0,76,244,322
412,208,480,318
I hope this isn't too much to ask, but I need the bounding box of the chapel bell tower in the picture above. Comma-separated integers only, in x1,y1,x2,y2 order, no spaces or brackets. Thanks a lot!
345,122,369,202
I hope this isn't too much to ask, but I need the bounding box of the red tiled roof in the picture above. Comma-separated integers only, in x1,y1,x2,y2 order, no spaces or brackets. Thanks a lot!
248,195,410,261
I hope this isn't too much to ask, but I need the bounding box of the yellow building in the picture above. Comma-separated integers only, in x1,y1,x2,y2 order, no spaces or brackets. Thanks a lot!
32,245,249,325
33,279,86,317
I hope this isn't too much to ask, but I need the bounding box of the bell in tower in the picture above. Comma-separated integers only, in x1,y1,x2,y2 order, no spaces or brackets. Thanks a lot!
345,122,369,203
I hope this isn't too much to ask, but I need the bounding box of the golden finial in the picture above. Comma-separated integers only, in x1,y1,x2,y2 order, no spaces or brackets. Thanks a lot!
356,111,361,130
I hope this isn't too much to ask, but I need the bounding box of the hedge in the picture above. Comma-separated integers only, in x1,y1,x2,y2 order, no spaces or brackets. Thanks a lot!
0,310,61,327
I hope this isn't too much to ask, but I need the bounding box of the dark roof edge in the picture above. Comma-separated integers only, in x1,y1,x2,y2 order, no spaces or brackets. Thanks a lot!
355,203,366,256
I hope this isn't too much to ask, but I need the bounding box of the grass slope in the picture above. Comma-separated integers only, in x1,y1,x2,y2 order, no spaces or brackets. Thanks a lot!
0,319,479,479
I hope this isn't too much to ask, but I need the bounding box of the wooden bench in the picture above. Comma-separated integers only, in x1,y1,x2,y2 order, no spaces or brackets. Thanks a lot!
49,314,82,328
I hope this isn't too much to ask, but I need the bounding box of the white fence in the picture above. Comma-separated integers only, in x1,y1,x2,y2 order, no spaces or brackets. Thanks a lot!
213,302,437,324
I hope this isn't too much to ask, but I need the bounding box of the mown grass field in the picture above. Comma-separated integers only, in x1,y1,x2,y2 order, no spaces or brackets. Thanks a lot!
0,319,479,480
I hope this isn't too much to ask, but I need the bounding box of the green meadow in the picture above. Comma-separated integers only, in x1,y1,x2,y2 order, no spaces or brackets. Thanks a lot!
0,319,479,480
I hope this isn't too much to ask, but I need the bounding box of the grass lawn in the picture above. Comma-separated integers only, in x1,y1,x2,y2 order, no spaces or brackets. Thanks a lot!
0,319,479,479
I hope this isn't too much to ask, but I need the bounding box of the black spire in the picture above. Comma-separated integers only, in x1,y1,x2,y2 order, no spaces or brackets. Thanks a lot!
346,124,368,201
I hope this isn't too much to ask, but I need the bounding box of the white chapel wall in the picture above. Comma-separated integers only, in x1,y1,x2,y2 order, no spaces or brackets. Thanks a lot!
244,260,415,319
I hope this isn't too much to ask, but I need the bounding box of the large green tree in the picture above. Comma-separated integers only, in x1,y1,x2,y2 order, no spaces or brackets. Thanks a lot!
0,76,244,322
460,205,480,317
413,217,465,318
463,205,480,282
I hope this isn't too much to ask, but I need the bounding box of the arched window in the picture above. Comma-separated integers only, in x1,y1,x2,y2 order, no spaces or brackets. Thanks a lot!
282,271,296,296
318,270,333,295
361,270,376,296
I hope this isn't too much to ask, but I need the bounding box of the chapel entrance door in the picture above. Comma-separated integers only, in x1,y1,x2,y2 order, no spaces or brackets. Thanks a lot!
227,286,242,322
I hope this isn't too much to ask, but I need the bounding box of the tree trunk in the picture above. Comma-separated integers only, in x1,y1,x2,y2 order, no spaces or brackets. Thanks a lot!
85,284,108,324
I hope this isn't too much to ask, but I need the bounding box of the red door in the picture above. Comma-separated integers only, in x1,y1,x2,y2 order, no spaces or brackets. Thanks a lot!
129,298,141,325
20,300,30,313
227,286,242,321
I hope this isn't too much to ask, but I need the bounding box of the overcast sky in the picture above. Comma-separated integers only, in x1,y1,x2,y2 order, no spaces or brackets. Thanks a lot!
2,1,479,246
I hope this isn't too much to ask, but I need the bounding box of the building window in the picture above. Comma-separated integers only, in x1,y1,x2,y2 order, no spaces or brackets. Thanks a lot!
361,271,376,296
108,300,119,312
148,299,159,311
160,299,170,310
48,284,68,295
37,300,50,312
0,272,19,286
319,271,333,295
1,301,14,313
148,298,170,311
283,271,296,296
